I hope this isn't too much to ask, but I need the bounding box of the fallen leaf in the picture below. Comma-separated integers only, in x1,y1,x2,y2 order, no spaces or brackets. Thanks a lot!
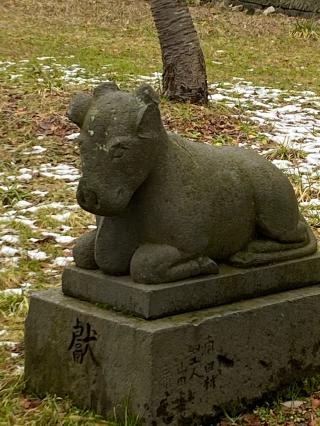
311,397,320,410
242,413,261,425
20,398,42,410
34,236,56,244
281,400,305,409
308,414,316,426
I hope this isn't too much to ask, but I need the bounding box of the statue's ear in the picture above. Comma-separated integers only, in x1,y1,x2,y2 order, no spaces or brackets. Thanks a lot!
67,93,92,128
93,81,120,98
136,84,160,105
136,103,162,139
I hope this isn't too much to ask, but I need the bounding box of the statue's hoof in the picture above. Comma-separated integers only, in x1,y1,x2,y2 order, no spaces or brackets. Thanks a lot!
198,256,219,275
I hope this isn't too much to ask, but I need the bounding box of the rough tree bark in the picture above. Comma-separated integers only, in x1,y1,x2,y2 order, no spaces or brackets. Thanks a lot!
149,0,208,104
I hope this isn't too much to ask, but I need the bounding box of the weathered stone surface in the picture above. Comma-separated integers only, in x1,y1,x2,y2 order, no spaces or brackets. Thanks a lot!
68,83,317,284
62,250,320,318
25,286,320,425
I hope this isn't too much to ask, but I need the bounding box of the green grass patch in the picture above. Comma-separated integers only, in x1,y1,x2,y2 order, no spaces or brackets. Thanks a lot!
291,19,320,40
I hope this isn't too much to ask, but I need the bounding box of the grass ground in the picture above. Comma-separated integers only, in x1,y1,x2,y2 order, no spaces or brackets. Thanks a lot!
0,0,320,424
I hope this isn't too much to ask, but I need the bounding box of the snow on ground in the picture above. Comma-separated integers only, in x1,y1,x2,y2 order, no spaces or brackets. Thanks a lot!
0,160,83,275
210,81,320,173
0,59,319,293
0,57,110,86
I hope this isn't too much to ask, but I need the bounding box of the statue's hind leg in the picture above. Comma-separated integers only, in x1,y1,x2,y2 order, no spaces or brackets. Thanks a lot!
230,222,317,267
257,213,307,243
229,156,318,267
131,244,219,284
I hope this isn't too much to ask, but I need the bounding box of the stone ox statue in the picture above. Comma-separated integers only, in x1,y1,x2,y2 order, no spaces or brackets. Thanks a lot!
68,82,317,284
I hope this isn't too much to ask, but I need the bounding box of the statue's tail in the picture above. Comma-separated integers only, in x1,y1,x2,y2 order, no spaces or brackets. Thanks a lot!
229,225,318,267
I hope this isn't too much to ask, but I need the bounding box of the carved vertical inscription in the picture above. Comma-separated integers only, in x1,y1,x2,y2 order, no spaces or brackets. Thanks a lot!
161,335,217,392
185,335,216,391
68,318,97,364
157,335,217,420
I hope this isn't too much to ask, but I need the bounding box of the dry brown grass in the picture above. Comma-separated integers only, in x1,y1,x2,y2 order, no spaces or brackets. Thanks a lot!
1,0,152,27
0,0,305,37
192,3,295,37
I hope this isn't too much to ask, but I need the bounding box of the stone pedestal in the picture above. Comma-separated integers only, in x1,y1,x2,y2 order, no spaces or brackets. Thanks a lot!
25,261,320,424
62,253,320,319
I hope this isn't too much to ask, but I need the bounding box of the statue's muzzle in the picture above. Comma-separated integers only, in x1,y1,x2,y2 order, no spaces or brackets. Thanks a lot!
77,179,100,212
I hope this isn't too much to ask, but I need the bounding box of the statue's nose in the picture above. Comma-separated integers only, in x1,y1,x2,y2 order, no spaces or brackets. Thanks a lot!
77,179,98,210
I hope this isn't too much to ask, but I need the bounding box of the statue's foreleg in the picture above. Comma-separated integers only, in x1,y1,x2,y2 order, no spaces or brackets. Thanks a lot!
130,244,219,284
73,229,98,270
95,215,138,275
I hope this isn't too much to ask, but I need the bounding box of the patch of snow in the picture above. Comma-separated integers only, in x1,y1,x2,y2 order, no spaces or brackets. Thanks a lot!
39,163,80,182
14,217,37,228
31,190,48,197
271,160,294,170
13,365,24,375
19,168,32,174
209,80,320,176
66,132,80,141
0,234,20,244
301,199,320,207
17,173,33,182
10,74,22,80
22,145,47,155
41,232,75,244
0,288,23,296
53,256,74,267
209,93,227,102
41,202,65,209
27,250,48,260
55,235,75,244
136,72,162,83
37,56,56,60
1,246,19,257
52,212,71,222
15,200,33,209
68,204,80,210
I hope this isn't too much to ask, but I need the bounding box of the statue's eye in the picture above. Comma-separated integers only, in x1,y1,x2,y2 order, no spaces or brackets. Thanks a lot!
110,143,128,159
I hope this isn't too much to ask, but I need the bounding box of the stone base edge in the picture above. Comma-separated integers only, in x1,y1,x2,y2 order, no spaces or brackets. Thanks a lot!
25,286,320,425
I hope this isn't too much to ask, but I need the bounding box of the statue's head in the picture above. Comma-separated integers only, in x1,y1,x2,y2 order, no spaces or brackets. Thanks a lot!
68,82,166,216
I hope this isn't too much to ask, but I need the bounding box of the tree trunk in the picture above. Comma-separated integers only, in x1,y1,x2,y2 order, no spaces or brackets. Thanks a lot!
149,0,208,104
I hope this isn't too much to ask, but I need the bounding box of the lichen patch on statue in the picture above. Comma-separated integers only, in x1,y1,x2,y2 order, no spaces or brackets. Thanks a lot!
68,82,317,284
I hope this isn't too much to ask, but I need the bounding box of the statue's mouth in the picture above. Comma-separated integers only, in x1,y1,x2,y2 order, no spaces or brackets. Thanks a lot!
77,181,130,216
77,186,101,212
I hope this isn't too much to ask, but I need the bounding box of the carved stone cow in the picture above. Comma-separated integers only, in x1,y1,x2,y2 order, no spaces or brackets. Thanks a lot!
68,82,317,283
